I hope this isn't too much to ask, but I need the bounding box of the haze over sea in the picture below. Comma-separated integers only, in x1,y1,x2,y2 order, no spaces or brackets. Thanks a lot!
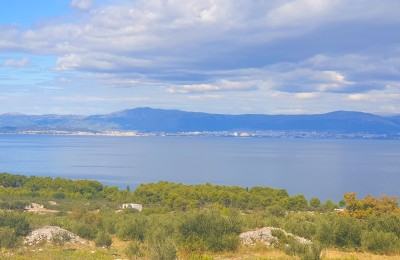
0,134,399,202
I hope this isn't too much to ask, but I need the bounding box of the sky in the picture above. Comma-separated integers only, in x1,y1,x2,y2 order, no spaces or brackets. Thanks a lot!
1,0,400,115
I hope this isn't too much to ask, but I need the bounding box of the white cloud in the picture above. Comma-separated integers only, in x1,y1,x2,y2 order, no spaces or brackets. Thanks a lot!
70,0,93,10
294,92,319,99
2,57,29,67
1,0,400,114
167,79,260,94
266,0,340,28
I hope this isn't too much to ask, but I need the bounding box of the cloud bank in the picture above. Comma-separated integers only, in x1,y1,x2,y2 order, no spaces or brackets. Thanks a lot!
0,0,399,114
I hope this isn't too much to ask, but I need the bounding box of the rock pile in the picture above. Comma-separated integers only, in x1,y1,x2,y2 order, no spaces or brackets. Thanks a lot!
239,227,311,246
24,226,86,246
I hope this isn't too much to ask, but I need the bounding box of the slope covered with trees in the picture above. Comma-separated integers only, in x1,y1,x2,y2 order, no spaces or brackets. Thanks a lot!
0,173,399,259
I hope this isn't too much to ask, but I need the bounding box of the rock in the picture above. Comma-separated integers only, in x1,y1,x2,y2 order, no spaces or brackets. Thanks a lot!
24,226,86,246
239,227,311,247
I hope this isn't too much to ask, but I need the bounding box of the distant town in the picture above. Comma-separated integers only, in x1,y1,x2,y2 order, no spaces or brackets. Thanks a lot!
1,107,400,139
3,129,399,140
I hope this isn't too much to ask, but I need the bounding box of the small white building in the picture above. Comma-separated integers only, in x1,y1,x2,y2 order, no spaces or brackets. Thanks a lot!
121,203,143,211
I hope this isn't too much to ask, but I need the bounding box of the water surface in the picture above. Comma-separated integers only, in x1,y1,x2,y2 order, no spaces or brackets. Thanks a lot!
0,134,399,201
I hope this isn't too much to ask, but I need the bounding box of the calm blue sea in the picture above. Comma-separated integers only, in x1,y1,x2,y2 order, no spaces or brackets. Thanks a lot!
0,134,399,202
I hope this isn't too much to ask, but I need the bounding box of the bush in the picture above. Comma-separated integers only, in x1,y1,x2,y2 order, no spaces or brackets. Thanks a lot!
74,223,97,240
285,241,323,260
95,232,112,248
148,231,177,260
178,211,241,252
116,216,147,241
0,212,30,236
267,205,286,217
125,240,147,259
51,231,72,246
271,229,295,249
361,231,400,254
333,216,363,247
0,227,19,249
283,214,317,240
366,214,400,237
314,220,335,246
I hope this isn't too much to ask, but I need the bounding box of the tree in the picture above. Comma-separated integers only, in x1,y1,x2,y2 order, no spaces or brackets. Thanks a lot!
310,198,321,209
344,193,399,218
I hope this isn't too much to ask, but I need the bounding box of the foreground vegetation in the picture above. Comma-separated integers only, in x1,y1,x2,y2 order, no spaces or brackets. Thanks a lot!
0,172,399,259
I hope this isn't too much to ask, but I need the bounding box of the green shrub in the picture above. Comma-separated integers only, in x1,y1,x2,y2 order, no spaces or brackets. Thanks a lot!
178,211,241,252
146,223,177,260
74,223,97,240
366,214,400,237
0,212,30,236
314,220,335,246
0,227,19,248
267,205,286,217
95,231,112,248
285,241,323,260
283,214,317,240
51,231,72,246
333,216,363,247
361,231,400,254
116,216,147,241
270,229,295,249
125,240,147,259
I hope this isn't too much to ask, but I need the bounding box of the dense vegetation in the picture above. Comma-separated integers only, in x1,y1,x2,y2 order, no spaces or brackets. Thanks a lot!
0,172,399,259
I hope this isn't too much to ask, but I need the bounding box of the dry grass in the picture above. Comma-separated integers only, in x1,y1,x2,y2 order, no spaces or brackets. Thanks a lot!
323,249,400,260
3,239,400,260
211,246,400,260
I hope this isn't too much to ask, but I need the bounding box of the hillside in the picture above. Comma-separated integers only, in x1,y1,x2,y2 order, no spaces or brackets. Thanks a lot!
0,107,400,135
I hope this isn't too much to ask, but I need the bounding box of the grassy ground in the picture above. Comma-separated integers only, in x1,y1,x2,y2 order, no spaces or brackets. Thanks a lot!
3,243,400,260
214,247,400,260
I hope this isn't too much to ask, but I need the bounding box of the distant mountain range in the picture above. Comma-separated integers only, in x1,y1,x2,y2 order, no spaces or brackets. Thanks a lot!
1,107,400,136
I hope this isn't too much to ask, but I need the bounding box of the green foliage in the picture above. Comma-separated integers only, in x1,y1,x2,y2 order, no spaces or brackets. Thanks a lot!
95,231,112,248
125,240,147,259
74,223,97,240
310,197,321,209
267,205,286,217
0,200,28,210
322,200,337,211
0,211,30,236
0,173,135,202
270,229,295,249
147,224,177,260
283,195,308,211
2,173,400,257
0,173,27,187
283,213,317,240
333,215,363,247
133,181,291,210
366,213,400,237
285,241,323,260
361,230,400,254
178,210,241,252
51,231,72,246
0,227,19,249
116,215,147,241
314,219,335,246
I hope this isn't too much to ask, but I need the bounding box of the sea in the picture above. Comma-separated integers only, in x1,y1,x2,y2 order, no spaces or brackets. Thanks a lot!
0,134,399,202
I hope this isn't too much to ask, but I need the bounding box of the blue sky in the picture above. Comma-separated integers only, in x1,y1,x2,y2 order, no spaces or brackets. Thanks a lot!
1,0,400,115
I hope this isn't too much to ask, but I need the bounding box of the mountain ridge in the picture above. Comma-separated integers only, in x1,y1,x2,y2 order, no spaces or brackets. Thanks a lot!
0,107,400,135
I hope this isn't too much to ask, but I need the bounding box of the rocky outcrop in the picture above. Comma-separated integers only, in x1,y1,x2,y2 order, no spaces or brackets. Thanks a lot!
240,227,311,247
24,226,86,246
